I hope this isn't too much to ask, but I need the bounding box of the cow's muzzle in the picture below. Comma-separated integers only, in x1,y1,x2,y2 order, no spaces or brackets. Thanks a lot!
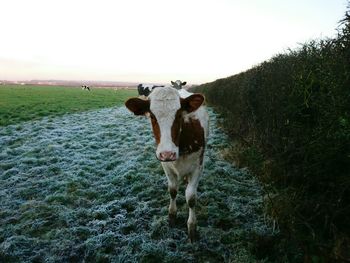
158,151,177,162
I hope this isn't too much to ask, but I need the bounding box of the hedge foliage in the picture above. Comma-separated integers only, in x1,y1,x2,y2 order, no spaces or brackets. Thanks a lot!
193,9,350,261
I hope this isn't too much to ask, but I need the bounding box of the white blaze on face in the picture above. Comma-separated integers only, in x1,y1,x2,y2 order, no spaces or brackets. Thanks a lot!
149,87,181,159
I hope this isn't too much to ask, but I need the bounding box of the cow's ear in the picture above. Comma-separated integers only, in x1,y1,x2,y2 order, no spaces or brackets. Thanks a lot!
171,81,175,86
181,81,187,86
125,98,150,115
181,94,204,113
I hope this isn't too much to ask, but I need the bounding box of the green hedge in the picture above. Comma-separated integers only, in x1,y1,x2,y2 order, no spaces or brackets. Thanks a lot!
193,10,350,261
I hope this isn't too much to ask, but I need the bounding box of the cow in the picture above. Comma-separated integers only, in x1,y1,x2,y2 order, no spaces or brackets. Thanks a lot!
125,86,209,242
137,84,164,97
81,85,91,91
137,80,187,97
171,80,187,90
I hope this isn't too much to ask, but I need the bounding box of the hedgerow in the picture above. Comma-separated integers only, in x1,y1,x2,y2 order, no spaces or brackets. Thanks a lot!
192,8,350,261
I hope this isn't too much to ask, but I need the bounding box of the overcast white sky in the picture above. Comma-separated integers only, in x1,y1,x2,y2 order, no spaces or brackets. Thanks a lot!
0,0,348,84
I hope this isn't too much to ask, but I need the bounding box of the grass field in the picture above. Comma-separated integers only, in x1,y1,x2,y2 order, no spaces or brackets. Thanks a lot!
0,85,137,126
0,87,273,262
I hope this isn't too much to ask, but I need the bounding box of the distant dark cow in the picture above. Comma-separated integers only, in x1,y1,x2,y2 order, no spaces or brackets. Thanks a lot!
81,85,90,91
137,84,164,97
171,80,187,90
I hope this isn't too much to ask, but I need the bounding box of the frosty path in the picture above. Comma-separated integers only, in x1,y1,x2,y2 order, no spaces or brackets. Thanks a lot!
0,107,272,262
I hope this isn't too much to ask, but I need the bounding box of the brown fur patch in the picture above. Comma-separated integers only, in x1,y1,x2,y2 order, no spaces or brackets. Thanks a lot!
180,94,204,113
187,196,196,208
125,97,150,116
169,188,177,199
179,117,205,157
150,112,161,145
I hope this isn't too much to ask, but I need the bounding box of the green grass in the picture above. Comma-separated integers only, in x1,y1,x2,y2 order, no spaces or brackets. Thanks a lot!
0,85,137,126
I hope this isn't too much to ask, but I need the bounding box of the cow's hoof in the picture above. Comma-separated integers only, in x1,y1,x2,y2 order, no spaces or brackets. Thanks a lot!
188,228,196,243
168,214,176,227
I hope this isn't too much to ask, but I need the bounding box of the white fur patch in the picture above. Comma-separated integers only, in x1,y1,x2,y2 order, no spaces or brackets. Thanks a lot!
162,149,203,179
178,89,192,98
149,87,181,158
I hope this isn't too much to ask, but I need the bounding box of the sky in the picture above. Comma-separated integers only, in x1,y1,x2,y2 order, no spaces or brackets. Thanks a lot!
0,0,348,84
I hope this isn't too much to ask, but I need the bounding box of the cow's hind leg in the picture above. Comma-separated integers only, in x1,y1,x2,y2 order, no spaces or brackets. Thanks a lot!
186,169,201,242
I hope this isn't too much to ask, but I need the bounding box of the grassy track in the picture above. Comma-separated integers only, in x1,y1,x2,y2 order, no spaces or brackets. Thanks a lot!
0,107,272,262
0,85,137,126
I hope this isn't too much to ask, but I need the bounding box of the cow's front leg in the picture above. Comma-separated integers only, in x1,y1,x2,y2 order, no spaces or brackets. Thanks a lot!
162,164,178,227
186,168,201,242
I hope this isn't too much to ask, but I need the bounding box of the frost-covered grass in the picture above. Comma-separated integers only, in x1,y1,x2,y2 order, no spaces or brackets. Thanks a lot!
0,85,136,126
0,107,273,262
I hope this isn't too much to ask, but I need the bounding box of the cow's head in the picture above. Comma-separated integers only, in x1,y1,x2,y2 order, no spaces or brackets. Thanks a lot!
171,80,187,90
125,87,204,162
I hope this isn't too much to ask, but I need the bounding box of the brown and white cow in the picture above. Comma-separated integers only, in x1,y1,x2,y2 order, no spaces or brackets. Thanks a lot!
125,86,209,242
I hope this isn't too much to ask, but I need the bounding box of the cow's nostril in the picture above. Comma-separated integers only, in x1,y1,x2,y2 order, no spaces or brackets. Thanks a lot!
159,151,176,161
